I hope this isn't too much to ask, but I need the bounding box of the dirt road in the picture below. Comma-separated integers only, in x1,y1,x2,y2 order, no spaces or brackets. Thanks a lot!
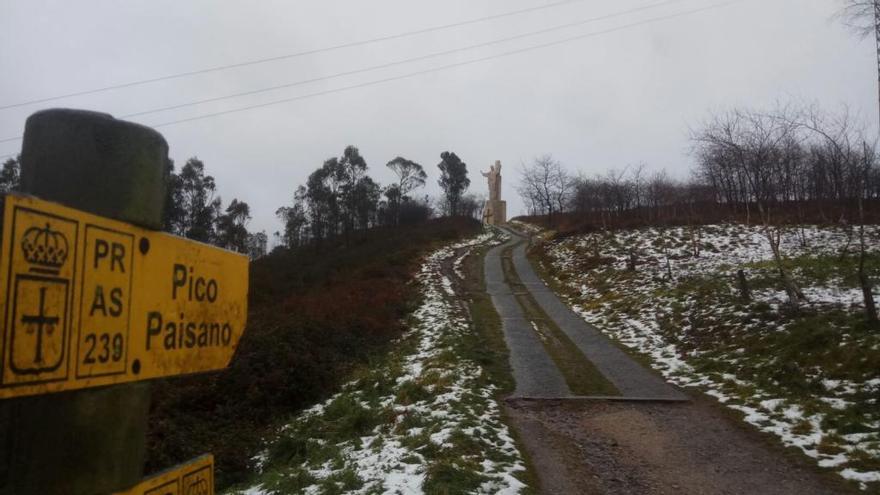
505,396,853,494
487,228,856,494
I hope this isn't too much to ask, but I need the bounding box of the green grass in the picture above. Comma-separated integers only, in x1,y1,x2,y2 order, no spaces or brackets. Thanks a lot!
460,252,516,396
459,236,540,494
423,458,490,494
147,218,482,488
743,251,880,291
528,245,669,375
225,230,539,494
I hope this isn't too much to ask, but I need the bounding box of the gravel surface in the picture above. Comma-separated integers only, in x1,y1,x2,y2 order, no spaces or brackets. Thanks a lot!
505,397,857,495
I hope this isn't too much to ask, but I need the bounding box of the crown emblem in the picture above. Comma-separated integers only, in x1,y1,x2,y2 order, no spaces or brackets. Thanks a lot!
21,223,69,273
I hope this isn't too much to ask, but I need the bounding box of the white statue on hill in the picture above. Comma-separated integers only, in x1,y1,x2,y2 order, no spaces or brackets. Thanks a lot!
482,161,502,202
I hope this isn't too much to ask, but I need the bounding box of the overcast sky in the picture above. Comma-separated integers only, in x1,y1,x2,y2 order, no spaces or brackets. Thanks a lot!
0,0,876,239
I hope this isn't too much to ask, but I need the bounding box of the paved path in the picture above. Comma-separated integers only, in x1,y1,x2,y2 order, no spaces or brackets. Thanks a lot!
488,227,686,400
485,234,570,398
488,229,854,494
505,228,687,400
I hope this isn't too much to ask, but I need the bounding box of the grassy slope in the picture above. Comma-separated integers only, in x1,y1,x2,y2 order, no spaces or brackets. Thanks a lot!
145,218,480,489
529,223,880,490
228,229,534,494
460,235,541,493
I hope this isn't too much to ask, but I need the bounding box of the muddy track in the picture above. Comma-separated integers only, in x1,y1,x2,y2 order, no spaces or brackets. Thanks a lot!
504,396,855,494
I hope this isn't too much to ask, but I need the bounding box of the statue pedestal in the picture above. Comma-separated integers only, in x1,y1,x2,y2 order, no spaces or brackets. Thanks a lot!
484,200,507,225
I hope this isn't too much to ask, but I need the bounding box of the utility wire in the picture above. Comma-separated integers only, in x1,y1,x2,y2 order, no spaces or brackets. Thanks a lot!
0,0,615,111
0,0,742,152
0,0,722,145
119,0,692,120
145,0,742,130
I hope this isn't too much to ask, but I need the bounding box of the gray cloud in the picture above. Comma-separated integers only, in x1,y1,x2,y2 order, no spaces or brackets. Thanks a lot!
1,0,875,238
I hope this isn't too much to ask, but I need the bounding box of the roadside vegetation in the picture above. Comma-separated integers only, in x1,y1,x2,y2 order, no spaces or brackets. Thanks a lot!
138,139,500,490
528,222,880,490
227,229,533,494
511,99,880,489
145,217,480,489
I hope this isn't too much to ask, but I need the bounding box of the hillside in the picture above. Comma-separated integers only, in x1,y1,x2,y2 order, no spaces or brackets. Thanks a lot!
231,228,532,494
144,217,481,488
523,220,880,490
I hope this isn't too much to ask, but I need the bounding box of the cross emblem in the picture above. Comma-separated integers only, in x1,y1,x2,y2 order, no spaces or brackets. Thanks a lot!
21,286,59,364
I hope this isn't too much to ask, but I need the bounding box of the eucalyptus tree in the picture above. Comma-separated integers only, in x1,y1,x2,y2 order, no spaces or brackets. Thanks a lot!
179,158,222,243
0,156,21,193
437,151,470,216
215,198,251,253
386,156,426,224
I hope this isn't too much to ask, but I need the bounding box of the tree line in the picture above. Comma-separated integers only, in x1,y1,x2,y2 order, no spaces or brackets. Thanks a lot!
518,103,879,224
161,157,266,257
516,102,879,321
274,146,482,249
0,155,267,259
1,146,487,257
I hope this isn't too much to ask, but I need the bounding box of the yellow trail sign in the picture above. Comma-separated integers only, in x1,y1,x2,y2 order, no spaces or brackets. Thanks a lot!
0,194,248,399
115,454,214,495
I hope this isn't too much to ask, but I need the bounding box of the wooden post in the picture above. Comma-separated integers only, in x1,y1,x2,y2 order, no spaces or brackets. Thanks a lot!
0,109,168,494
737,269,751,302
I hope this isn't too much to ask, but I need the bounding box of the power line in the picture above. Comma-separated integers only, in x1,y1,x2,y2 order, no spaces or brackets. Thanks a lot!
119,0,692,120
0,0,607,111
145,1,743,130
0,0,728,146
0,0,742,154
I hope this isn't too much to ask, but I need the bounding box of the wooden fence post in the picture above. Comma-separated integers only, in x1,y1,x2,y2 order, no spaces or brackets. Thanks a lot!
0,109,168,494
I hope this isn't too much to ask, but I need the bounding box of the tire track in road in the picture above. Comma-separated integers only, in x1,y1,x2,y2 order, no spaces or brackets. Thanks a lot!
484,233,570,398
504,228,687,400
490,227,852,495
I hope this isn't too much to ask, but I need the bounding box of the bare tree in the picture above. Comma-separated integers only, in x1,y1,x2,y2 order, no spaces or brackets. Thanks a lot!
858,143,879,323
630,162,648,218
459,193,484,221
692,106,807,308
517,155,572,226
837,0,879,38
796,106,879,322
386,156,426,225
836,1,880,124
645,170,677,221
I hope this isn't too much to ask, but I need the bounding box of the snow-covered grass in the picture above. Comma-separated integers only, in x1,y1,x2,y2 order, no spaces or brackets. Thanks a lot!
230,230,529,495
533,223,880,491
508,220,544,237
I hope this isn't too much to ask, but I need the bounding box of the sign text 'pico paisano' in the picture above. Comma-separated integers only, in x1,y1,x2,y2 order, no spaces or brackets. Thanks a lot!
0,194,248,399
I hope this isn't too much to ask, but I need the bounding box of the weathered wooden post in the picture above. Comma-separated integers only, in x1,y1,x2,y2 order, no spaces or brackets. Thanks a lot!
0,109,166,494
736,269,751,302
627,249,638,272
0,108,245,495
